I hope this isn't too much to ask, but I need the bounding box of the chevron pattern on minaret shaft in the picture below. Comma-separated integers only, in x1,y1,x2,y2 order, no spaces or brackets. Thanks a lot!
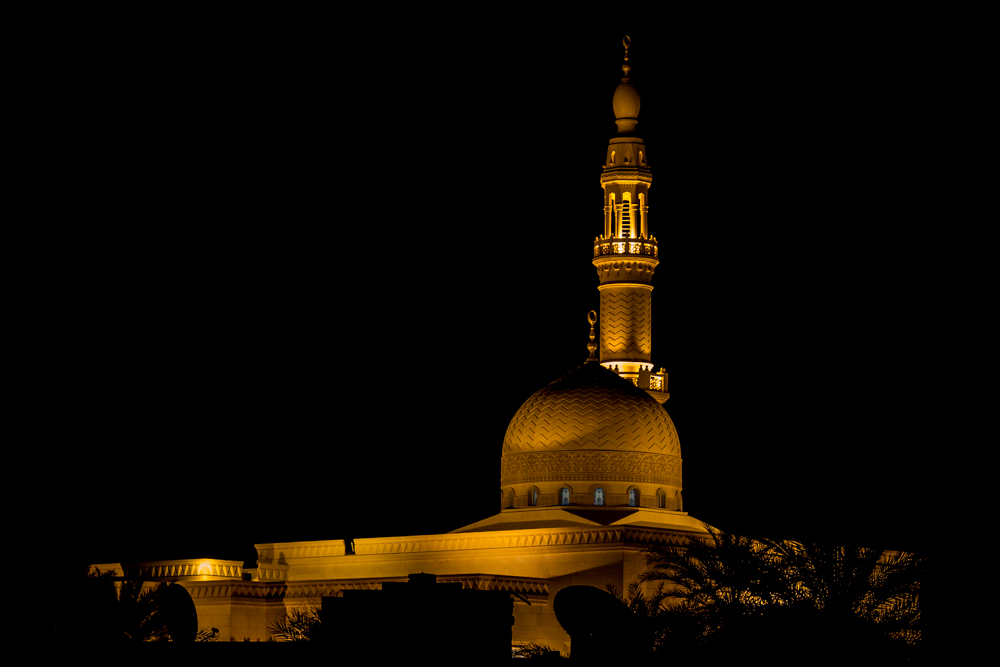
503,363,679,456
600,288,651,356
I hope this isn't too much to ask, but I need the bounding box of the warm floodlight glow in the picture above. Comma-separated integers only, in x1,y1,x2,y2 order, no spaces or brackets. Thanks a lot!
601,362,650,374
593,239,657,258
81,38,698,654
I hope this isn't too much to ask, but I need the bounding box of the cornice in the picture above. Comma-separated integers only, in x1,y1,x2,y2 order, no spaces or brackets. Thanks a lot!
121,559,244,581
178,574,549,601
182,581,285,599
594,281,656,289
256,540,347,563
354,525,689,556
600,171,652,186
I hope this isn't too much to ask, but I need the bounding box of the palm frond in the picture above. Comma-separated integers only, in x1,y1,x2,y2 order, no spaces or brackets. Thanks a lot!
512,642,560,658
633,522,924,655
267,606,320,642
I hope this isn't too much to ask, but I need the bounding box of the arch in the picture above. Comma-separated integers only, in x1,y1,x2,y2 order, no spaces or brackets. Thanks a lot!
639,150,644,165
594,487,605,506
656,488,666,509
610,150,616,164
620,191,632,239
605,192,618,238
507,488,515,509
559,486,571,506
628,487,639,507
638,192,646,238
161,583,198,642
675,490,683,511
529,487,539,506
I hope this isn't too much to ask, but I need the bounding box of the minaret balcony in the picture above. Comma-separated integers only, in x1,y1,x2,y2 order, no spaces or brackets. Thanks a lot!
593,236,658,259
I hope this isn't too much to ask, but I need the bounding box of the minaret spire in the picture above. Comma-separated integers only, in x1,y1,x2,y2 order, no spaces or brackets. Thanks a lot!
594,37,669,402
621,35,631,80
586,310,598,362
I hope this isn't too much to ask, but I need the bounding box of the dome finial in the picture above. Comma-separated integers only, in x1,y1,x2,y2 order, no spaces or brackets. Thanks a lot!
586,310,599,362
622,35,631,81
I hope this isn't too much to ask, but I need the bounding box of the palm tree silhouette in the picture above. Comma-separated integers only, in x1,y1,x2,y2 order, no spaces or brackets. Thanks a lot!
637,524,924,661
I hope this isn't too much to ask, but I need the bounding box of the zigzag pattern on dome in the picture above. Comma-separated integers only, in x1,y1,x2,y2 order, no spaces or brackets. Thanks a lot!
503,363,678,455
600,288,651,356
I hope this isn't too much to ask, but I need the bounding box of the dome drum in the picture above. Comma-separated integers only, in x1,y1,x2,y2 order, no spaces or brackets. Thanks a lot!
500,451,681,487
501,481,683,511
501,450,681,510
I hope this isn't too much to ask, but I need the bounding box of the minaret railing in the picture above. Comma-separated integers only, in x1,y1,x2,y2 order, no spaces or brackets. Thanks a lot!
593,236,658,258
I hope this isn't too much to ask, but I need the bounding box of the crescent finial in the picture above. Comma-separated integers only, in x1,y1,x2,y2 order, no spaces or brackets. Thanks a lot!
621,36,632,78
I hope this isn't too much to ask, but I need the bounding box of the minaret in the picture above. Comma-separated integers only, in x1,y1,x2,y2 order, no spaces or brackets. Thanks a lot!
593,37,669,403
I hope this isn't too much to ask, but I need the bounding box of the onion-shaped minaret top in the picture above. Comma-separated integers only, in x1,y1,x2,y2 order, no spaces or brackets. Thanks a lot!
612,36,641,135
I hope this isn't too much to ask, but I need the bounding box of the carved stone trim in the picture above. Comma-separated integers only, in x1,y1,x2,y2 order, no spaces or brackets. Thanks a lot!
537,494,558,507
122,560,244,581
606,493,628,506
183,581,285,599
354,527,695,556
180,575,550,601
500,451,681,487
256,540,347,562
600,172,653,185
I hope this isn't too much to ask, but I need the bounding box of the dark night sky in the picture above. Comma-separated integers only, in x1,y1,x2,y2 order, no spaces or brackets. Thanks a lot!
37,19,953,572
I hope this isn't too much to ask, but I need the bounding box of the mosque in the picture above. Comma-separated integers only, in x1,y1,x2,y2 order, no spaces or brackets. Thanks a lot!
93,39,710,654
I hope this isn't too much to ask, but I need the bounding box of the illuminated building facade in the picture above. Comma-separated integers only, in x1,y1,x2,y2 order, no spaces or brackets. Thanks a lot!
94,40,708,655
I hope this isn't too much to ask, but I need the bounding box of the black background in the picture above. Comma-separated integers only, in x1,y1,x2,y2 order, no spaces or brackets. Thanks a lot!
29,16,962,573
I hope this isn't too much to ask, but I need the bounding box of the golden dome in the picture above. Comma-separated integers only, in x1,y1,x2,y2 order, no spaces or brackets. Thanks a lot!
503,362,679,456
